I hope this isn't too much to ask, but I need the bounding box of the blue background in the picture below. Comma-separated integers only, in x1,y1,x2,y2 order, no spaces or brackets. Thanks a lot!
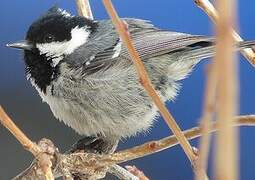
0,0,255,179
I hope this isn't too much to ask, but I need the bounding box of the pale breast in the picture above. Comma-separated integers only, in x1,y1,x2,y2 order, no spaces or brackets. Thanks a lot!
31,75,158,139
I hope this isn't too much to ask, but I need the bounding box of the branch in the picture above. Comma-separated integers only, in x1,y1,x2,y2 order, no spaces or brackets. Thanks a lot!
108,165,139,180
0,106,40,155
125,165,149,180
101,0,200,173
196,65,217,180
214,0,238,179
194,0,255,66
103,115,255,165
0,106,54,180
12,115,255,179
76,0,93,19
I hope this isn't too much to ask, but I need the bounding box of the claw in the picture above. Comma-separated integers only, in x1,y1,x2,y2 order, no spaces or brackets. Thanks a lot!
70,136,119,154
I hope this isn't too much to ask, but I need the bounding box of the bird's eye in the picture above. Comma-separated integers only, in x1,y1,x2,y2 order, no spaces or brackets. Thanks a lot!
44,34,55,43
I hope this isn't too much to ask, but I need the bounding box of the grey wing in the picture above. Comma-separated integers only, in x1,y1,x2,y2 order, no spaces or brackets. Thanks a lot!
123,18,215,59
66,18,214,76
126,31,214,60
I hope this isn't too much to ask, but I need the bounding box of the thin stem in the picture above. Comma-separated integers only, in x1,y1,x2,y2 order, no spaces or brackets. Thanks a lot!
76,0,93,19
12,115,255,179
108,165,139,180
214,0,238,179
60,115,255,168
102,0,196,164
194,0,255,66
0,106,54,180
104,115,255,165
0,106,40,156
196,64,217,180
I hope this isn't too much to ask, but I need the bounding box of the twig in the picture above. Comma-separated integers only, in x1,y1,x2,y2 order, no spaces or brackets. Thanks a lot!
101,115,253,166
102,0,199,171
194,0,255,66
12,115,255,179
0,106,40,156
214,0,238,179
76,0,93,19
0,106,54,180
104,115,254,165
125,165,149,180
196,64,217,180
108,165,139,180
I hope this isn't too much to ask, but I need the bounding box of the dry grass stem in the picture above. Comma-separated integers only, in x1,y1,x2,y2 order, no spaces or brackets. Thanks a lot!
106,115,254,165
0,106,54,180
102,0,198,165
194,0,255,66
125,165,149,180
214,0,238,179
76,0,93,19
108,165,139,180
11,115,255,179
196,65,217,180
0,106,40,155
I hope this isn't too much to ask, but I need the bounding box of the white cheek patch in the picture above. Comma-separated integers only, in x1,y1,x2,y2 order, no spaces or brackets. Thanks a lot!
112,41,122,58
36,26,90,66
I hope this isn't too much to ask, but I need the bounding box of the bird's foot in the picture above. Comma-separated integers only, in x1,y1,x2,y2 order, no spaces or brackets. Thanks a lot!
69,136,119,179
70,136,119,154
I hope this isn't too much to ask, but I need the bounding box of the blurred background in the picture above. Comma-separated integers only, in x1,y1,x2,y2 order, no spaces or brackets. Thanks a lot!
0,0,255,179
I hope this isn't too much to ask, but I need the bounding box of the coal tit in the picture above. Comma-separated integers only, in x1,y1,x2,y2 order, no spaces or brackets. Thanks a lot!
7,7,255,153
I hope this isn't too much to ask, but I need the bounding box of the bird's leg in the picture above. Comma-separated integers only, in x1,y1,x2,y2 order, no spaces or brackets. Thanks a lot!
70,136,119,154
69,136,119,179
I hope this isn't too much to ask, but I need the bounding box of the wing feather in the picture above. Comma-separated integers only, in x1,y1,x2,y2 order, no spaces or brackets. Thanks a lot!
66,19,214,76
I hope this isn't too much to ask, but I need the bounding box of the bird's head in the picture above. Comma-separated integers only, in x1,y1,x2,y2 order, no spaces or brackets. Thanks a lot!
7,6,97,67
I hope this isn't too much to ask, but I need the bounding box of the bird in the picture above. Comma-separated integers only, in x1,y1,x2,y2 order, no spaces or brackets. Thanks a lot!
7,7,255,154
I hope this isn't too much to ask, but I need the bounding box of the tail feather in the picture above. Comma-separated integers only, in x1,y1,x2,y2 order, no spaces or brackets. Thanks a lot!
238,40,255,49
187,40,255,60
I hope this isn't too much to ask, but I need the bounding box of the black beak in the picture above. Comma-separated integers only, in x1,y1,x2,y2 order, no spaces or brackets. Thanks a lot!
6,40,33,50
